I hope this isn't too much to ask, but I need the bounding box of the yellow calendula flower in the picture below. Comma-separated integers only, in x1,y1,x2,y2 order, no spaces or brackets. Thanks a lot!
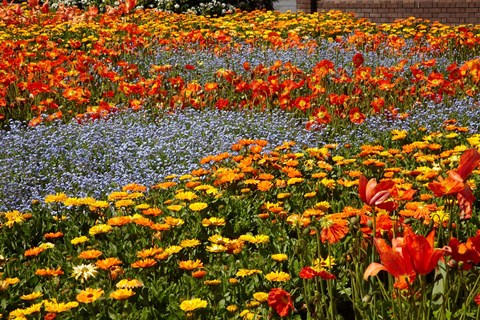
135,203,150,210
265,271,291,282
9,302,42,318
321,178,336,189
391,129,407,140
20,291,43,301
204,279,221,286
226,304,239,312
235,269,262,277
108,191,130,201
4,210,25,227
179,298,207,312
71,236,89,245
89,224,113,236
116,278,143,289
180,239,201,248
166,204,183,212
315,201,331,211
287,177,304,185
90,200,109,209
175,191,198,201
165,245,183,255
44,193,69,203
115,199,134,208
201,217,226,227
189,202,208,211
253,292,269,303
251,234,270,244
206,244,227,253
271,253,288,261
110,289,135,300
43,299,79,313
277,192,291,199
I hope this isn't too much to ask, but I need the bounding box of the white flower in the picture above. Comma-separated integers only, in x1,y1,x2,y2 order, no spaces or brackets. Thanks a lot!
71,264,98,283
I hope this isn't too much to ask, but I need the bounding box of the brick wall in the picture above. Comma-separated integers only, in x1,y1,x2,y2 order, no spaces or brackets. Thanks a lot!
297,0,480,25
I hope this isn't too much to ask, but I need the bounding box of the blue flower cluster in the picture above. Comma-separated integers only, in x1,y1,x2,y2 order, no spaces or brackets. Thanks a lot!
1,94,479,212
0,109,318,211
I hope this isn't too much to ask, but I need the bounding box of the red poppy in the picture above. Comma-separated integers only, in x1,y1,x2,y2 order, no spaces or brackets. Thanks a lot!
352,53,364,68
268,288,294,317
349,107,366,124
299,266,336,280
358,175,396,211
312,106,331,125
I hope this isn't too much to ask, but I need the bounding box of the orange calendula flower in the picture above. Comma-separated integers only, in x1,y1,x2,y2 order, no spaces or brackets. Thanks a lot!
131,258,157,268
108,216,132,226
24,247,45,257
179,259,204,271
35,267,64,277
78,249,102,259
319,218,349,244
96,257,123,270
257,180,274,191
76,288,104,304
44,232,64,239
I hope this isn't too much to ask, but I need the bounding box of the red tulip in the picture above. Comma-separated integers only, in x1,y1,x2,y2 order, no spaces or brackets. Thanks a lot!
403,228,445,275
364,237,416,289
428,148,480,218
359,175,396,211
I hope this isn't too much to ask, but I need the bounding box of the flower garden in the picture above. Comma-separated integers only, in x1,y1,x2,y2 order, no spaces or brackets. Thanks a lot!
1,2,480,319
